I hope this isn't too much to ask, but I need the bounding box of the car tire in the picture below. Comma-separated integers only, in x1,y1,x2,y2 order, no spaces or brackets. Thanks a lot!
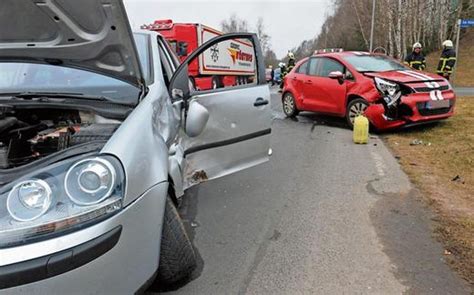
156,196,197,285
346,98,369,129
282,92,299,117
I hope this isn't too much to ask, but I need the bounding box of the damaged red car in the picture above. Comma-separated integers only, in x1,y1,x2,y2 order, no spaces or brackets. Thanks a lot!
281,51,455,130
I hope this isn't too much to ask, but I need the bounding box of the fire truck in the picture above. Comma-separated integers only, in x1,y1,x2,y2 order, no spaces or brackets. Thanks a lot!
141,19,256,90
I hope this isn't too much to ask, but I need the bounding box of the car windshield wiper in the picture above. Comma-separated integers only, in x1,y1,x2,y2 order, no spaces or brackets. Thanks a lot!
0,91,110,102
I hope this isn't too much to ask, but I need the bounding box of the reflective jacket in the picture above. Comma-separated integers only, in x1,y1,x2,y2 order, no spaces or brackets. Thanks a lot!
437,48,456,74
282,58,296,78
404,52,426,70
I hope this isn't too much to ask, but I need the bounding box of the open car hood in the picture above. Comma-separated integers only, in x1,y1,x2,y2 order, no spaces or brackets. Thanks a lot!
0,0,144,89
364,70,444,83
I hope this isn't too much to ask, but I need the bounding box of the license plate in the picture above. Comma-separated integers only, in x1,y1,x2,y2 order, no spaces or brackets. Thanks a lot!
426,100,450,109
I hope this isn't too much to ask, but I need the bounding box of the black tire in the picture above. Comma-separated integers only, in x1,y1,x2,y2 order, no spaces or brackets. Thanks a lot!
282,92,299,117
346,98,369,129
212,76,220,89
156,196,197,285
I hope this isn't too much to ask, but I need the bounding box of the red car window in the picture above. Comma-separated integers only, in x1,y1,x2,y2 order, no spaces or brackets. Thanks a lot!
296,61,309,74
308,58,321,76
319,58,344,77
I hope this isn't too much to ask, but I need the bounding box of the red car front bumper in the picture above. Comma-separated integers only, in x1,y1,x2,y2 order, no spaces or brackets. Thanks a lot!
365,90,455,130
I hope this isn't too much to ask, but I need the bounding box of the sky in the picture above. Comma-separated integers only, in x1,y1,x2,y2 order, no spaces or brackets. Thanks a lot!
124,0,332,59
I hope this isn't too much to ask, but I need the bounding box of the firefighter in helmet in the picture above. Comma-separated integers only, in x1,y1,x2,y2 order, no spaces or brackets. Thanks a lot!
280,52,296,89
404,42,426,71
437,40,456,80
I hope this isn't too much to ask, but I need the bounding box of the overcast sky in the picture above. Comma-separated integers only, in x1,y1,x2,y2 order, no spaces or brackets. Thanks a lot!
124,0,332,58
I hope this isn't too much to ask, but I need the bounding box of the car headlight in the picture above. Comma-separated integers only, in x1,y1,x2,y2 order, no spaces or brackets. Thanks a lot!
0,154,124,248
374,77,401,106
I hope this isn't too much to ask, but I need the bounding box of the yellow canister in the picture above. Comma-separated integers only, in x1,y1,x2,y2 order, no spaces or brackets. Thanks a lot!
353,115,369,144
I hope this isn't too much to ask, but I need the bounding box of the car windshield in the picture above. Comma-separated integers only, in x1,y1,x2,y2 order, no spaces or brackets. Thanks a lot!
0,33,150,105
343,55,407,72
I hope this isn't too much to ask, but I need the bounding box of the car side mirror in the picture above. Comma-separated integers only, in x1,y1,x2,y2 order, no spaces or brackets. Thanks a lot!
185,100,209,137
328,71,344,84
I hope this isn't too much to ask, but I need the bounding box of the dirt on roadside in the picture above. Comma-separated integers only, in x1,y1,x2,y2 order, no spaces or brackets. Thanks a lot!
383,97,474,285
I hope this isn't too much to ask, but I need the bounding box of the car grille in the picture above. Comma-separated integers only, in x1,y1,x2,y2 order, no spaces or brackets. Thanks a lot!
414,85,449,92
416,102,452,116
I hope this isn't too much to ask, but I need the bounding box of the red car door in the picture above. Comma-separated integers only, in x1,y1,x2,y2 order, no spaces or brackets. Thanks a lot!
304,57,347,115
289,60,309,101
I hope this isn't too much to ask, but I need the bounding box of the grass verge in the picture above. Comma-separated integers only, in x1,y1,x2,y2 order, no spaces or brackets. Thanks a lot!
383,97,474,284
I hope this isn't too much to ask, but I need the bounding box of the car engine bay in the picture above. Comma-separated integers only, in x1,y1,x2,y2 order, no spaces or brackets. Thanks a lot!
0,105,120,169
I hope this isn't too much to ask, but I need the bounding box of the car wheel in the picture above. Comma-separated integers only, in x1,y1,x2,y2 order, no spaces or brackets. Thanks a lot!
346,98,368,128
156,196,197,285
282,92,299,117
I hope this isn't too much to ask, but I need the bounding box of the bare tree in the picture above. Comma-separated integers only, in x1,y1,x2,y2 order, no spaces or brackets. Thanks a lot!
255,17,271,54
220,14,249,33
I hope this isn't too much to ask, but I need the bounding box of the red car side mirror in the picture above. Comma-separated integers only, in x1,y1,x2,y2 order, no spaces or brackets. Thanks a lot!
328,71,344,84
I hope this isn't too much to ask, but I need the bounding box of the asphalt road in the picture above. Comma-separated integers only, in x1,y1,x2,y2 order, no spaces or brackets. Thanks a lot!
149,87,471,294
454,87,474,96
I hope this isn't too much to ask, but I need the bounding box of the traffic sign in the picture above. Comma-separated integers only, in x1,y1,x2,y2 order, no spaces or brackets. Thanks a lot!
460,19,474,28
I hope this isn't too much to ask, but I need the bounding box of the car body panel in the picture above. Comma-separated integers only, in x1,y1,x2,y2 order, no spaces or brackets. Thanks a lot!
1,181,167,295
1,3,271,292
183,85,271,189
283,51,455,130
0,0,144,88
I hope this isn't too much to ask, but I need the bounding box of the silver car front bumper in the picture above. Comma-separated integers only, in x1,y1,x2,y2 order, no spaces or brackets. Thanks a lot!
0,182,168,295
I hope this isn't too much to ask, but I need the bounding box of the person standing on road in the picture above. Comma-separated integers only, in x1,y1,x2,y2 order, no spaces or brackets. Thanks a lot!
404,42,426,71
270,65,275,86
278,62,286,91
280,52,296,90
437,40,457,80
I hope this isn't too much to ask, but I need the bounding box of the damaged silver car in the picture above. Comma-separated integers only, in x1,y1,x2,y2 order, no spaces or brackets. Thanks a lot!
0,0,271,293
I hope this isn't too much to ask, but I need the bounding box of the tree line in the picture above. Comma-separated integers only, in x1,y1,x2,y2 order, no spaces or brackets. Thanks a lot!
219,1,472,66
291,0,473,61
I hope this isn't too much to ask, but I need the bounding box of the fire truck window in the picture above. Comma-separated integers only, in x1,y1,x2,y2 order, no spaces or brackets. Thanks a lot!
177,42,188,57
319,58,344,77
190,37,257,92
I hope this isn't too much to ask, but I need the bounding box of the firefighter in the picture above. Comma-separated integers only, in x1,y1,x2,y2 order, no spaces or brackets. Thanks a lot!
278,62,286,90
437,40,456,80
286,52,296,73
280,52,296,89
404,42,426,71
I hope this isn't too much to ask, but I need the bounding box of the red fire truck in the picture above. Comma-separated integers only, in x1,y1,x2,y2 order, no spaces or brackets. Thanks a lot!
141,19,256,90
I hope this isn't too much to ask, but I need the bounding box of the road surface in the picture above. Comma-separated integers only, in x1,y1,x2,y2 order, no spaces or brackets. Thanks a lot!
454,87,474,97
149,87,470,294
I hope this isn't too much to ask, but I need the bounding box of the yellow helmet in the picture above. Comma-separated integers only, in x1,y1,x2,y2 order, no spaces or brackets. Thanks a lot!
287,52,295,59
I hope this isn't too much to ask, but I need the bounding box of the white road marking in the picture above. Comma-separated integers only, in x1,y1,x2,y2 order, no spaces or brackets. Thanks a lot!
370,150,387,177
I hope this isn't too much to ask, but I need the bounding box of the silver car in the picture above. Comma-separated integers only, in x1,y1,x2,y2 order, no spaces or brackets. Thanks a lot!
0,1,271,293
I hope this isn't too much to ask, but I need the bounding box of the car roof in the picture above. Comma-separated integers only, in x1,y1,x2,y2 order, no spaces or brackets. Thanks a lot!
313,51,385,58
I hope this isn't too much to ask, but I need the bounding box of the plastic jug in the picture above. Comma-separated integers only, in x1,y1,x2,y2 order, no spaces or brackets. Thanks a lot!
353,115,369,144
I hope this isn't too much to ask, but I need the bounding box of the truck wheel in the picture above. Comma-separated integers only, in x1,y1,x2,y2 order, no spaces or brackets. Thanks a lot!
156,196,197,285
212,76,220,89
346,98,368,128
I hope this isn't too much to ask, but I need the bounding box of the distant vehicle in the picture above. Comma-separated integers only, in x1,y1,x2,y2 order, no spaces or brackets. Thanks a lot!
265,68,272,82
141,19,256,90
0,1,270,293
282,51,455,130
273,68,282,84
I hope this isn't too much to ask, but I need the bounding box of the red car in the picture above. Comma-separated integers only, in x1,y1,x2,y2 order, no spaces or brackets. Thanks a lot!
281,51,455,130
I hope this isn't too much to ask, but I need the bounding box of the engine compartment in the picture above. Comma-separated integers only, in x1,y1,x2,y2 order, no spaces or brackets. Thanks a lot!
0,105,120,169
